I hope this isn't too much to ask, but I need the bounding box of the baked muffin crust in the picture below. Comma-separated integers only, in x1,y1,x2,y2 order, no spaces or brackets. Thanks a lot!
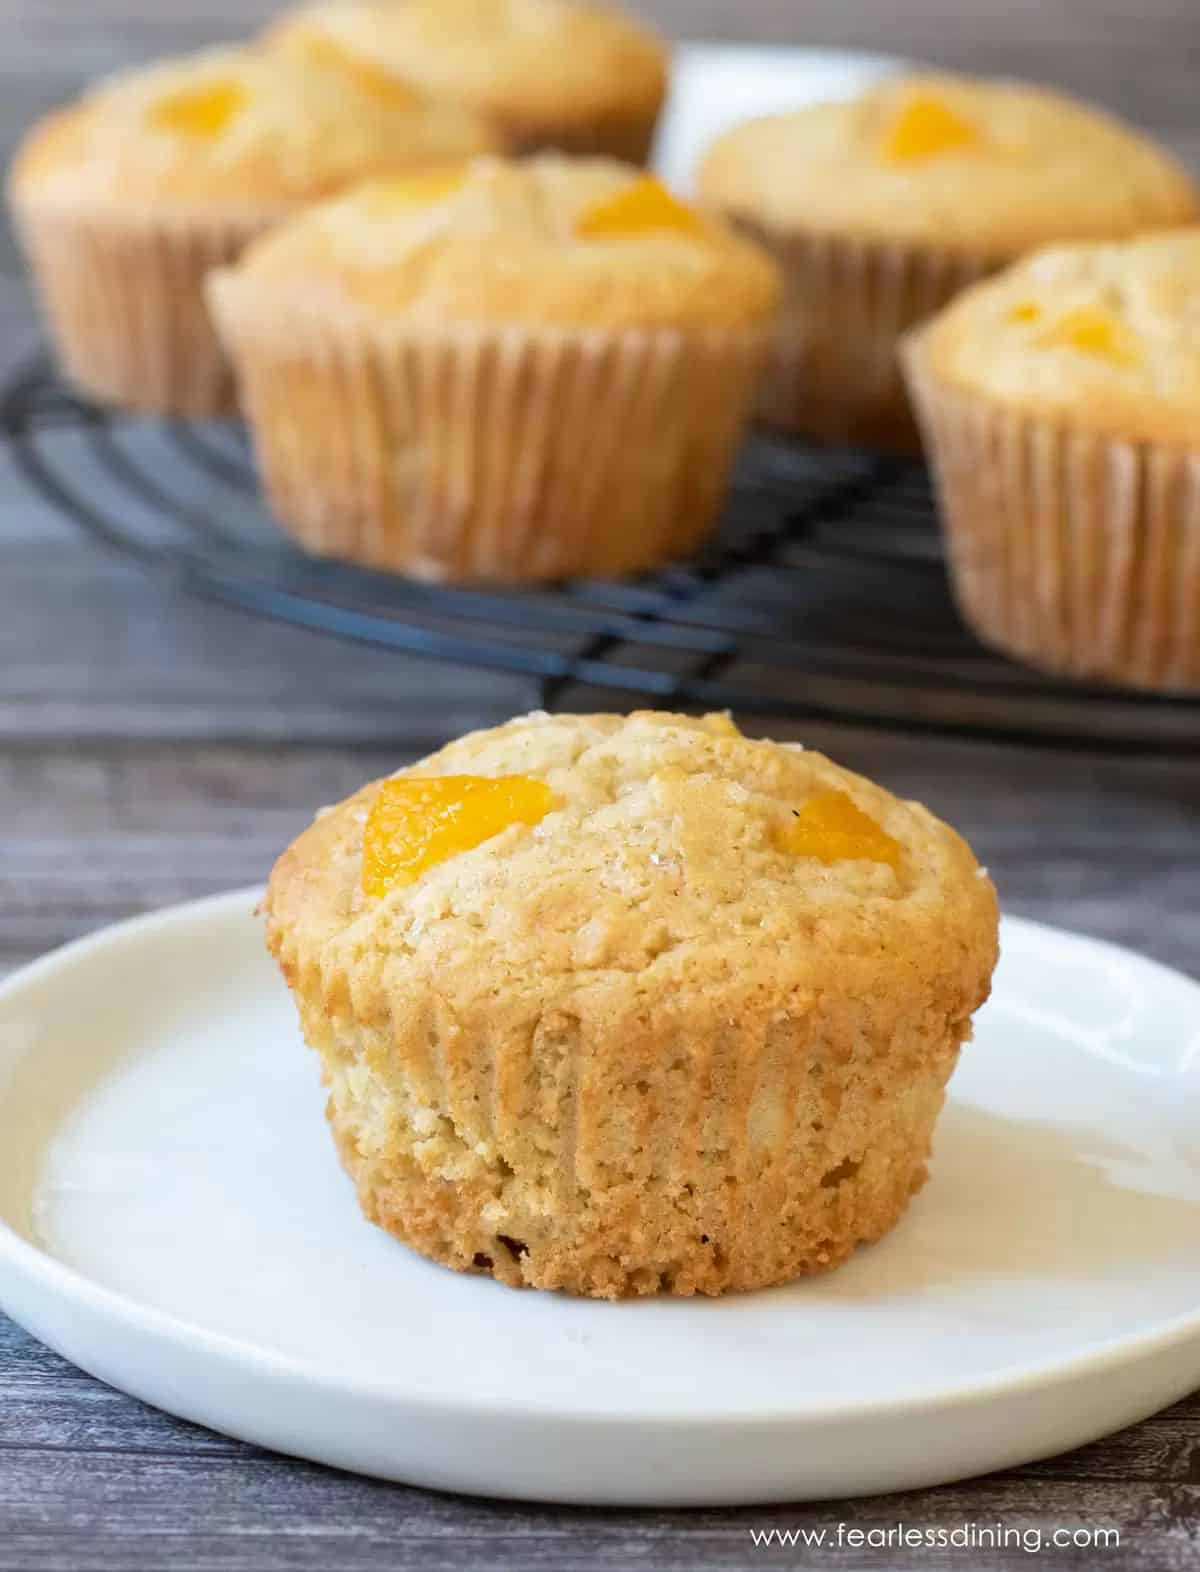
265,711,999,1298
698,74,1197,257
267,0,667,152
10,45,496,214
216,157,781,329
914,229,1200,444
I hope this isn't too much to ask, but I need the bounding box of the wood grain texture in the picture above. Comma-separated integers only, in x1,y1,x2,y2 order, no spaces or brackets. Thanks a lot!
1,1,1198,1567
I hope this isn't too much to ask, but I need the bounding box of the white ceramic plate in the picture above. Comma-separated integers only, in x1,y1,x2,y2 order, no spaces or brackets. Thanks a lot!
1,887,1199,1506
652,42,902,191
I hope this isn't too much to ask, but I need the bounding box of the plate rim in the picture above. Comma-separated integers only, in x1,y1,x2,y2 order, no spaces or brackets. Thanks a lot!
1,884,1199,1432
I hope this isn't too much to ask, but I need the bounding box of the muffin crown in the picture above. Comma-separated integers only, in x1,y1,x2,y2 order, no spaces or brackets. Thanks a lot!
265,710,998,1035
698,73,1198,256
267,0,668,128
9,46,496,210
210,157,781,329
913,229,1200,443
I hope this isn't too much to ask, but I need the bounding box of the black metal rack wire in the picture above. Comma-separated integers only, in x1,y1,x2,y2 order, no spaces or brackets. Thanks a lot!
4,349,1197,752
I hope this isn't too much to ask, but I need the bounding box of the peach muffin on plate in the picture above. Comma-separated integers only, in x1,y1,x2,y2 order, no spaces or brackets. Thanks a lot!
264,710,999,1299
266,0,669,163
698,73,1197,451
209,157,780,582
8,46,496,415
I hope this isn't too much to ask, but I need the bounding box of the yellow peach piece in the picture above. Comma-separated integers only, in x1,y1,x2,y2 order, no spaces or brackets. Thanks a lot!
148,80,248,140
882,96,980,163
576,176,705,240
1037,305,1141,365
781,789,902,869
362,774,557,895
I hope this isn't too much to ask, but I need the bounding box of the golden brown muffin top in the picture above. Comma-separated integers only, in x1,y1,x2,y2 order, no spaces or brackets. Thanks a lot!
698,73,1197,257
266,0,667,131
912,229,1200,444
209,157,781,329
264,711,998,1038
8,45,497,214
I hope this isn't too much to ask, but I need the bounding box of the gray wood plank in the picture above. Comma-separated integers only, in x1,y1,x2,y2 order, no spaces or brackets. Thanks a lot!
0,1443,1196,1571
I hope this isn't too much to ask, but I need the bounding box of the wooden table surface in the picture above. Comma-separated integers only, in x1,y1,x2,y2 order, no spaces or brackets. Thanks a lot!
1,2,1198,1568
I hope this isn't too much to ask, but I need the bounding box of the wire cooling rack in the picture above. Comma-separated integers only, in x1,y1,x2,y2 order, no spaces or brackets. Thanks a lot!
3,349,1197,751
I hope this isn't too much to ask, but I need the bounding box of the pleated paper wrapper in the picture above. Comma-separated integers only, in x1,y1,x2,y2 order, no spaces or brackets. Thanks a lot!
13,198,284,417
211,283,770,584
906,342,1200,693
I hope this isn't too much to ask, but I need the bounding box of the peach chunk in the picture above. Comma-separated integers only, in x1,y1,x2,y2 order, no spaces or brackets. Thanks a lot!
576,176,705,239
781,789,902,869
148,80,248,140
882,96,980,163
1037,305,1140,366
362,775,557,896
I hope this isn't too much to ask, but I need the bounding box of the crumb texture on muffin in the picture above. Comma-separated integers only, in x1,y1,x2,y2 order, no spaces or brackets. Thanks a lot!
267,0,667,147
212,156,780,329
265,711,998,1298
912,230,1200,444
698,74,1197,255
9,45,496,211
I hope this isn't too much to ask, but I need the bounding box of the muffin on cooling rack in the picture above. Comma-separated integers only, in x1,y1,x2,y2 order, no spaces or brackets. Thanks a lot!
264,709,999,1299
266,0,669,164
7,46,496,417
697,73,1198,452
906,229,1200,693
208,156,779,582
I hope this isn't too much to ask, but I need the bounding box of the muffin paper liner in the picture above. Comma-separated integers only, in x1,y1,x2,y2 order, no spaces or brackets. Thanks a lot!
905,342,1200,693
209,285,770,583
11,199,282,418
724,220,998,453
274,912,969,1296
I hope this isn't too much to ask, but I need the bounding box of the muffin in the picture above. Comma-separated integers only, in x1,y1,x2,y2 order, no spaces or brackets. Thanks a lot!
698,74,1198,452
8,46,496,416
264,709,999,1299
266,0,668,163
208,157,779,582
905,231,1200,692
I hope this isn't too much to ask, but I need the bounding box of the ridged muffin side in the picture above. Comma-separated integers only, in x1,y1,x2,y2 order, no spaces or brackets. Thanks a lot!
264,711,999,1298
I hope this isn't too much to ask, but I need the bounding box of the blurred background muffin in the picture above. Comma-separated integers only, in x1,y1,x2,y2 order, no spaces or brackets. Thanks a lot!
209,156,779,582
698,73,1198,452
8,46,496,416
906,229,1200,693
266,0,669,163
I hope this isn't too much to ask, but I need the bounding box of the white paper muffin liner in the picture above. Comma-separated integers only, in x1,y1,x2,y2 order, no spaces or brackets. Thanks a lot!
905,343,1200,693
209,284,770,583
722,221,998,453
11,198,282,418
